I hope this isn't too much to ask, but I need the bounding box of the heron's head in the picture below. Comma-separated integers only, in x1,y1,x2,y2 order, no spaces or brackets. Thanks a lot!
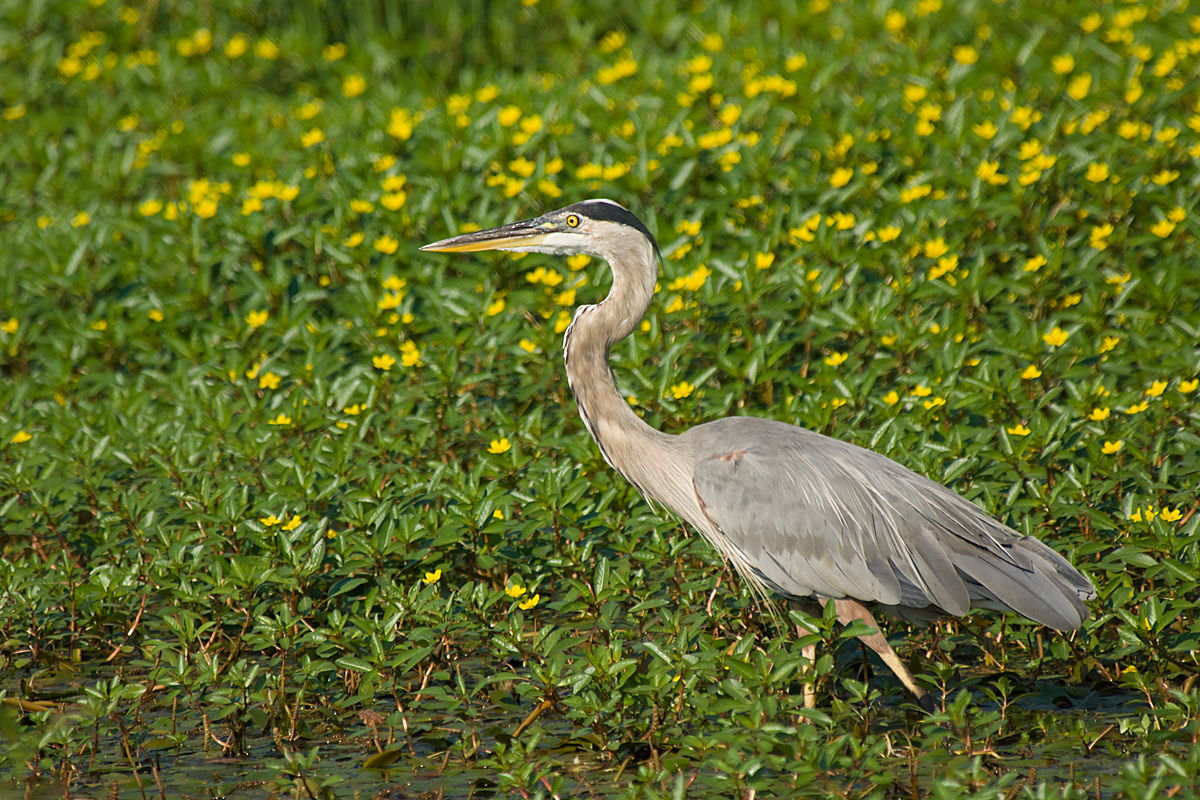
421,199,659,261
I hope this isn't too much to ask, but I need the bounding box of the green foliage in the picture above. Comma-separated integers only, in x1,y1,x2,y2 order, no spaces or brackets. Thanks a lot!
1,0,1199,796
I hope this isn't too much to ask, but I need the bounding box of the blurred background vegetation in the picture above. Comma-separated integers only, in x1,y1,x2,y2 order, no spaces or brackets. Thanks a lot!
1,0,1199,797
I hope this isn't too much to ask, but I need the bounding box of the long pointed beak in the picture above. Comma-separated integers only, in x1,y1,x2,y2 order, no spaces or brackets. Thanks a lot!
421,219,552,253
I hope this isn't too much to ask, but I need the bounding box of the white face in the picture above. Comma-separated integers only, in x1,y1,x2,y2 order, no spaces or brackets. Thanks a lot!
504,230,592,255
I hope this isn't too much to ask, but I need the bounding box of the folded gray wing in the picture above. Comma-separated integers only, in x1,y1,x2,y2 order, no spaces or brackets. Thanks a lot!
687,418,1093,630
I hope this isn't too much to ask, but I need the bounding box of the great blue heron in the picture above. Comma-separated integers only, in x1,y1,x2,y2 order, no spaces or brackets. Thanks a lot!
422,199,1096,711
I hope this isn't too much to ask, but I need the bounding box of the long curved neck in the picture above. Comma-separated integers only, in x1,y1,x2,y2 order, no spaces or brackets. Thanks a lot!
562,228,681,501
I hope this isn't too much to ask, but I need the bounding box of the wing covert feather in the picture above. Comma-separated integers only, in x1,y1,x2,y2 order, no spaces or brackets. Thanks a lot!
684,417,1093,628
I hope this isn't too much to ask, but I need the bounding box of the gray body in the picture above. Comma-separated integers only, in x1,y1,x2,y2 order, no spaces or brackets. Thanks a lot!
423,198,1096,707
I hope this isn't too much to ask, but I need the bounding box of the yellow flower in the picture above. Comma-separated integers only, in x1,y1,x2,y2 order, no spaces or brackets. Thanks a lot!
1051,53,1075,74
342,74,367,97
282,515,302,531
193,197,218,219
519,339,537,353
260,515,281,527
1080,13,1101,32
1124,401,1148,415
824,352,848,366
755,252,775,270
1007,424,1031,436
259,371,281,390
1088,407,1110,421
486,298,506,317
1167,207,1185,223
1021,365,1042,380
519,594,540,610
923,238,948,259
399,340,421,367
1101,440,1123,454
1180,379,1198,393
374,235,399,254
268,413,292,425
1042,327,1069,347
882,390,899,405
1152,170,1179,186
386,107,421,140
11,431,32,444
670,381,694,400
877,226,901,242
1085,162,1109,182
953,45,978,65
972,121,997,140
1010,106,1041,130
1150,219,1175,238
241,197,263,215
381,191,407,210
1157,127,1179,144
224,34,248,58
373,354,396,371
488,437,512,454
883,10,905,31
1100,336,1120,353
829,167,853,188
254,38,279,59
1023,255,1046,272
301,128,325,148
246,310,269,328
493,509,504,519
323,43,346,61
1160,508,1182,523
91,320,107,331
599,31,626,53
1067,73,1091,100
912,385,932,398
923,397,946,410
71,211,90,227
1145,380,1167,397
976,160,1008,185
1128,508,1142,522
148,309,164,322
423,569,442,585
506,583,527,599
497,105,521,127
343,404,362,415
342,232,364,247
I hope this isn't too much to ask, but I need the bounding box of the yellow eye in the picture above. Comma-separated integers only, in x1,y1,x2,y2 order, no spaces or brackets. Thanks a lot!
566,214,580,228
